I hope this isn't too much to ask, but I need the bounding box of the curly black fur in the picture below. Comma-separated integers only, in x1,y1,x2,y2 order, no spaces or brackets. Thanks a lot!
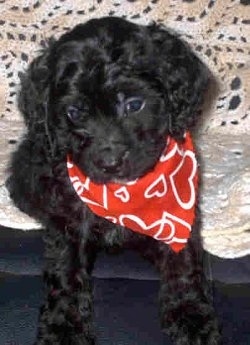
7,17,221,345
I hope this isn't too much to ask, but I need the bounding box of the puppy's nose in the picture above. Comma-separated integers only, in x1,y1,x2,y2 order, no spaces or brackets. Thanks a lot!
94,148,126,174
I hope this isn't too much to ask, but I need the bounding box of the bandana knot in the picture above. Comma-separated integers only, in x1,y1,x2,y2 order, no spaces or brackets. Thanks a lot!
67,132,198,253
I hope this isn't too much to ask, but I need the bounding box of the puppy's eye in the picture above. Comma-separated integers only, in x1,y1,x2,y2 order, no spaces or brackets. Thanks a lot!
125,97,145,113
67,105,81,122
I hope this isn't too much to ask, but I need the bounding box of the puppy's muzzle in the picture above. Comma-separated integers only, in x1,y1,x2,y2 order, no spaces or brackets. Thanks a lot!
93,146,128,174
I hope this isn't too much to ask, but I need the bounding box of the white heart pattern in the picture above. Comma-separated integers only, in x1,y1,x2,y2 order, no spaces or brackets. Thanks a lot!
160,142,184,162
120,211,191,243
68,170,108,209
144,174,167,199
114,186,130,203
170,151,197,210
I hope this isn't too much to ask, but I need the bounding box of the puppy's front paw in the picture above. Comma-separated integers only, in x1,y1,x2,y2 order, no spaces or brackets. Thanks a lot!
178,320,221,345
163,304,221,345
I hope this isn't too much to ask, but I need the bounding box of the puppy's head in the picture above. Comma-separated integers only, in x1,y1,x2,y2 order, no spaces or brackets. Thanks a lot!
18,17,208,183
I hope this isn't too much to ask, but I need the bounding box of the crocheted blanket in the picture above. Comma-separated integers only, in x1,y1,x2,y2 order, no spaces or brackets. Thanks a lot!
0,0,249,258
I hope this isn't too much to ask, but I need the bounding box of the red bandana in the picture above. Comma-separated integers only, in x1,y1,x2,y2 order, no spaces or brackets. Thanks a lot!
67,132,198,253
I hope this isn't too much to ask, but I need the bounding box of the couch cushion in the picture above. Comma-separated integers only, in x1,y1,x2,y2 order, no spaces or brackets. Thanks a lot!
0,275,249,345
0,227,249,283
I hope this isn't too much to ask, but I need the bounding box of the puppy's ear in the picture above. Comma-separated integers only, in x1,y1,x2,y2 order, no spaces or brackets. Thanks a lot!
148,24,209,139
17,39,57,156
18,45,51,129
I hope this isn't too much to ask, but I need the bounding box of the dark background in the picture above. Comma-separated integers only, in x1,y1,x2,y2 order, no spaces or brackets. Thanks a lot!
0,226,249,345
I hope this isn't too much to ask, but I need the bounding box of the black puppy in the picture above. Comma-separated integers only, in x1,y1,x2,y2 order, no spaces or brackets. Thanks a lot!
8,17,220,345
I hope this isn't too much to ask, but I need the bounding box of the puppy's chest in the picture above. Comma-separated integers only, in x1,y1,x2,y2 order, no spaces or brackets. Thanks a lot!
90,217,134,248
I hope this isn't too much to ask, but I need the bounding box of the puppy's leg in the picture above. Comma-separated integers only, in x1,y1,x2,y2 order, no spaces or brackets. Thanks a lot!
157,235,221,345
35,223,97,345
